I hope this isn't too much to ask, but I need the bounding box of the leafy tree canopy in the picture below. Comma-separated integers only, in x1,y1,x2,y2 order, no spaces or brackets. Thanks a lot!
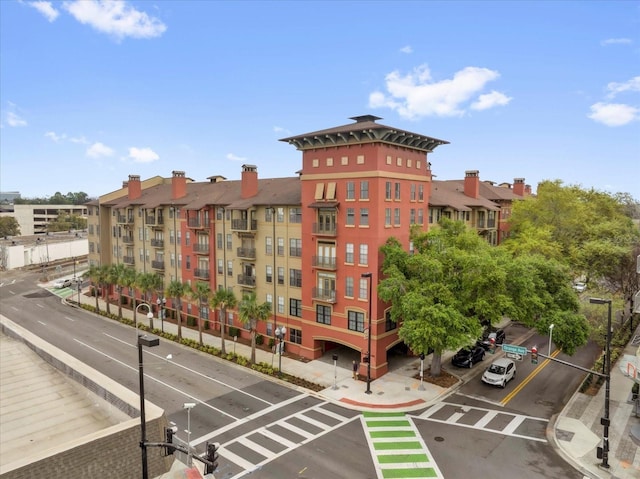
0,217,21,237
47,213,87,232
14,191,92,205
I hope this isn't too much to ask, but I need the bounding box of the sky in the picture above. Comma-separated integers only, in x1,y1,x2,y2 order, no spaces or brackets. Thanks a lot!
1,0,639,200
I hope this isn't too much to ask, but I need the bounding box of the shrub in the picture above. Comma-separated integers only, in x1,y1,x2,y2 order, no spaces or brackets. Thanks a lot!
187,316,197,327
228,326,240,339
256,334,264,346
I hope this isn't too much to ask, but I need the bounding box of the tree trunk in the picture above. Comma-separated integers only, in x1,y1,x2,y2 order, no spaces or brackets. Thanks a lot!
94,286,99,312
220,307,227,355
197,300,203,346
117,287,123,319
250,320,257,364
176,300,182,340
105,285,111,315
431,351,443,377
132,295,137,325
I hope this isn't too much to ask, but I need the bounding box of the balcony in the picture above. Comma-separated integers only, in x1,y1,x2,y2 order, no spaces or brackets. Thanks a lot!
231,219,258,231
188,218,204,229
237,274,256,287
312,287,337,303
194,268,210,280
150,239,164,248
237,247,256,259
122,237,134,244
312,223,337,236
123,256,135,265
312,256,337,270
193,243,210,254
151,260,165,270
145,215,155,225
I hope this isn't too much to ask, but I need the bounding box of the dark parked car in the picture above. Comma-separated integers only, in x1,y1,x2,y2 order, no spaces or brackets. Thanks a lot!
477,328,506,350
452,345,486,368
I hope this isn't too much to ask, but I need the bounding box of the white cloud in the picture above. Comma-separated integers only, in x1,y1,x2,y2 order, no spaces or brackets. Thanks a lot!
369,64,508,119
226,153,247,162
588,102,639,127
6,112,27,127
62,0,167,40
471,90,512,110
87,142,115,157
400,45,413,54
127,146,159,163
605,76,640,99
69,136,89,144
28,1,60,22
601,38,632,46
45,131,66,142
273,126,291,135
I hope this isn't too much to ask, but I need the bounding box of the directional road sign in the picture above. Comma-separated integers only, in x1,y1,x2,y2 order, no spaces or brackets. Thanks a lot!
502,344,528,356
506,352,523,361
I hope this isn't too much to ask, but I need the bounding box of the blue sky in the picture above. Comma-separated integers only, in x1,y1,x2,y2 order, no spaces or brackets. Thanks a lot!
1,0,639,200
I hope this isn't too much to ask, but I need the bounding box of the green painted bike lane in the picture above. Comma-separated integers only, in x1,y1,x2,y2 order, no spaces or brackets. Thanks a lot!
361,411,444,479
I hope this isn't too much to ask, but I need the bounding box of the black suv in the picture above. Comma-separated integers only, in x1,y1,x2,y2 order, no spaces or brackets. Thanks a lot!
477,328,506,350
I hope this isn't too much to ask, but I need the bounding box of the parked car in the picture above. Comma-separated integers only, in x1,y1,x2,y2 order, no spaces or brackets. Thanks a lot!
53,278,72,288
482,358,516,388
451,345,486,368
573,282,587,293
477,328,506,350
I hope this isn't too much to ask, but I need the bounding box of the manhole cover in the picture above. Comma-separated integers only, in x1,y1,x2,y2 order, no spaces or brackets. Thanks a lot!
434,436,444,442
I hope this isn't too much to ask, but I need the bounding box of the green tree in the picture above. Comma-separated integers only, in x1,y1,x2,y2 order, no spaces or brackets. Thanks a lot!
108,263,127,320
137,273,162,330
210,288,238,355
84,264,108,313
120,266,139,320
238,292,272,364
0,217,20,237
188,281,212,346
167,280,188,340
47,212,87,232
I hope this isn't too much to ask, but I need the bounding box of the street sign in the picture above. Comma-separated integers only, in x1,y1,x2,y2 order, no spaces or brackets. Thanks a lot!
506,352,523,361
502,344,528,356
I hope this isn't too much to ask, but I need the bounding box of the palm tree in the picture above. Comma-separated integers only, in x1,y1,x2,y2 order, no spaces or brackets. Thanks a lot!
238,292,272,364
120,267,138,321
167,279,187,340
98,264,114,316
84,264,102,312
108,263,126,320
137,272,162,330
210,288,237,355
188,281,212,346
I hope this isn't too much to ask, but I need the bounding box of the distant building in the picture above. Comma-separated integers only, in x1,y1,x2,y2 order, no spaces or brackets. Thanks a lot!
0,191,21,203
10,204,88,236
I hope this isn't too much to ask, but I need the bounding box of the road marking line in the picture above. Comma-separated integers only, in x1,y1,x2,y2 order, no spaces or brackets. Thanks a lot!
237,436,273,460
279,421,314,439
501,349,561,406
473,410,499,428
64,316,75,322
296,413,331,431
219,447,255,471
38,320,46,325
418,403,446,418
36,303,44,308
502,415,527,435
258,427,297,449
11,306,19,311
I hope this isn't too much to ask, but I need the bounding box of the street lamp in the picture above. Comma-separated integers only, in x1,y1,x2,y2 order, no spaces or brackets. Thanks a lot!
332,354,339,390
136,303,153,342
156,296,166,332
275,325,287,376
548,323,555,356
418,353,425,391
138,334,160,479
183,402,196,467
361,272,373,395
589,297,612,469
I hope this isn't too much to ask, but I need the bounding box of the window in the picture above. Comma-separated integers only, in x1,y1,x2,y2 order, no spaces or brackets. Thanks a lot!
217,259,223,274
226,233,232,250
384,310,396,331
266,236,273,255
217,233,223,249
345,276,354,297
346,181,355,200
278,296,285,314
289,207,302,223
290,298,302,317
394,208,401,225
170,230,175,244
316,304,331,325
360,208,369,226
227,261,233,276
395,182,401,200
265,208,273,222
417,209,424,225
177,231,181,245
348,311,365,332
289,268,302,287
216,207,223,220
266,265,273,283
185,231,190,246
289,238,302,257
418,184,424,201
359,244,368,265
410,209,416,224
277,207,285,222
360,181,369,200
185,255,190,269
385,181,392,200
346,208,355,225
359,277,368,299
410,184,416,201
278,267,285,285
266,293,273,308
277,237,284,256
139,248,144,261
201,305,209,320
289,328,302,344
170,252,175,267
385,208,391,226
345,243,354,263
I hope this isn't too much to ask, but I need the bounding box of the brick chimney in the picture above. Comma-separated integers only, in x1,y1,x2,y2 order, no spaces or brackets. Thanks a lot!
464,170,480,198
172,170,187,199
241,164,258,199
513,178,526,197
128,175,141,200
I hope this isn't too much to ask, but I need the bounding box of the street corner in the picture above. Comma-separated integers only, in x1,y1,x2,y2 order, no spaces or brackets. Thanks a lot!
554,416,600,459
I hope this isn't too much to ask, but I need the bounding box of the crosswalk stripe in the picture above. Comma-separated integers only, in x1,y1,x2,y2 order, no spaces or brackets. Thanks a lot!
502,415,527,435
419,402,446,418
279,420,314,440
473,410,498,428
259,427,298,448
219,447,255,471
314,406,352,421
297,413,331,431
238,436,275,459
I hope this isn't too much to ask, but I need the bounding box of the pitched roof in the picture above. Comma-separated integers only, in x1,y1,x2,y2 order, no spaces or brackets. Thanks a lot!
431,181,500,211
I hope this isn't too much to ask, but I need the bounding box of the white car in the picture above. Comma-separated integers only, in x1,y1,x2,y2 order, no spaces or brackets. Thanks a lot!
53,278,72,289
573,282,587,293
482,358,516,388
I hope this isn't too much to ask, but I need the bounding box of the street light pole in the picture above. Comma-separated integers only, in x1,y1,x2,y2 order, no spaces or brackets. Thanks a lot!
138,334,160,479
136,303,153,342
589,297,612,469
276,325,287,376
183,402,196,467
361,272,373,395
548,323,555,356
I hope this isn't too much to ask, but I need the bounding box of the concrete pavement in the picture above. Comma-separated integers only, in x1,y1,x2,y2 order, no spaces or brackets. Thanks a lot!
55,281,640,478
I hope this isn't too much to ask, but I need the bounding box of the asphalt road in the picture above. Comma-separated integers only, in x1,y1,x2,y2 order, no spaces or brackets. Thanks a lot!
0,271,596,479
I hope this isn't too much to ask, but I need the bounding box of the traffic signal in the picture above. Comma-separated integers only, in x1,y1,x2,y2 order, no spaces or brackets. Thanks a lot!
531,346,538,364
205,442,219,474
164,426,176,455
488,337,496,354
419,353,425,361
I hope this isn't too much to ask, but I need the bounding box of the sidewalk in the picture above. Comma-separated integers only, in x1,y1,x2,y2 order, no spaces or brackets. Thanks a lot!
61,284,640,478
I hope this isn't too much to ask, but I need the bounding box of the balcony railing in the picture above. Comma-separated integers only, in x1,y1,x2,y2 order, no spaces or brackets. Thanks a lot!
145,215,155,225
312,256,337,269
194,268,210,280
237,247,256,259
150,239,164,248
123,256,135,265
188,218,203,228
122,237,134,244
312,223,337,236
151,260,165,270
312,287,337,303
237,274,256,287
193,243,210,254
231,219,258,231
